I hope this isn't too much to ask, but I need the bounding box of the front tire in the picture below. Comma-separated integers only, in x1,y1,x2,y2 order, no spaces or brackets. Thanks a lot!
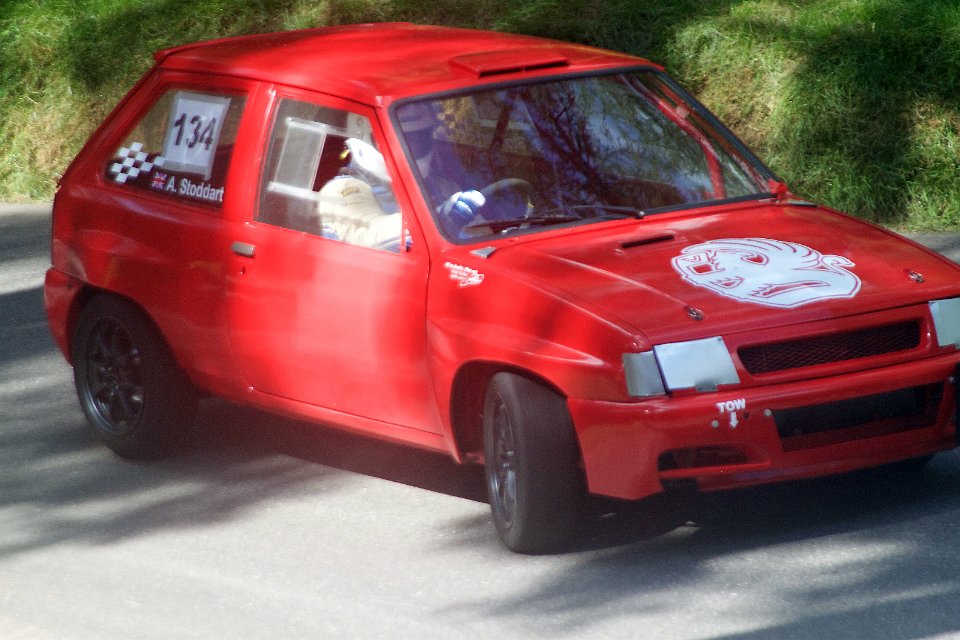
483,372,584,553
71,296,198,458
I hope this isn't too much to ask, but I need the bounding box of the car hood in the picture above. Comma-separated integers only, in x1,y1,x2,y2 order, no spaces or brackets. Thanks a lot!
477,203,960,346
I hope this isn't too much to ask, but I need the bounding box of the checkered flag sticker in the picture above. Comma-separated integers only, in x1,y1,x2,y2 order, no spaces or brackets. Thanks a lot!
109,142,165,184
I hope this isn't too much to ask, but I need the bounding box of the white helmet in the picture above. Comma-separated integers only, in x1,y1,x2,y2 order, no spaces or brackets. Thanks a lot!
343,138,390,184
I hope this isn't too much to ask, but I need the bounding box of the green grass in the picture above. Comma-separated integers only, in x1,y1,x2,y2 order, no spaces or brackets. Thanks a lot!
2,0,959,228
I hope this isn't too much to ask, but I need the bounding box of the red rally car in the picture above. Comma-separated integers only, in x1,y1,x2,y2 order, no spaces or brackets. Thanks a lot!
45,23,960,553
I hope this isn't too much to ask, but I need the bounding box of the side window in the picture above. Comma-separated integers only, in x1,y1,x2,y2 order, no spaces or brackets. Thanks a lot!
258,98,404,252
105,89,245,207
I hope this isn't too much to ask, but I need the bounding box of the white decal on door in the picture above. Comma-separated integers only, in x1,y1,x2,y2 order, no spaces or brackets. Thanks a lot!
444,262,484,288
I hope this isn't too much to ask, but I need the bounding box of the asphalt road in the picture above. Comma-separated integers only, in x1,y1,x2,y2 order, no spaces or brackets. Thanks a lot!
5,203,960,639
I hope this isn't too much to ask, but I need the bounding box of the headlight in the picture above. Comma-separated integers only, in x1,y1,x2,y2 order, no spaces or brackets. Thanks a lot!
624,336,740,397
930,297,960,347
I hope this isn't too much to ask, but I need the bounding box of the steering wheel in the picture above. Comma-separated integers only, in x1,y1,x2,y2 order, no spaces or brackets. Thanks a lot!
478,178,535,222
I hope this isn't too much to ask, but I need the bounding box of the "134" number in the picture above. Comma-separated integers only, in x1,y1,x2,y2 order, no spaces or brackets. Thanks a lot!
171,113,218,151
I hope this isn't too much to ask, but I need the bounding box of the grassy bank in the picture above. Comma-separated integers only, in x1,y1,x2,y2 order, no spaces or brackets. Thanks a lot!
2,0,959,228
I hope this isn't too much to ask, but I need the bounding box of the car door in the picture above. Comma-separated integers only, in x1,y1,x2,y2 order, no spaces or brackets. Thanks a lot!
225,89,442,435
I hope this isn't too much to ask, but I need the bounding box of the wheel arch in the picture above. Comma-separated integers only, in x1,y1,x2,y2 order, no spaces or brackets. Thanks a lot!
70,288,201,458
448,360,573,463
63,286,161,366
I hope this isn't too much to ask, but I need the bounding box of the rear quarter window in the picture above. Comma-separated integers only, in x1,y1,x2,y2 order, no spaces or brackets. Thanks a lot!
104,89,245,207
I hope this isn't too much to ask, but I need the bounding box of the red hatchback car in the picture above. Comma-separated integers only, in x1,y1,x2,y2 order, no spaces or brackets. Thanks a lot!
46,23,960,552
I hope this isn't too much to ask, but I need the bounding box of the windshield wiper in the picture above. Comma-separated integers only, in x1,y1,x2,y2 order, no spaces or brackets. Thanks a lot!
541,204,646,219
465,213,582,234
464,204,646,235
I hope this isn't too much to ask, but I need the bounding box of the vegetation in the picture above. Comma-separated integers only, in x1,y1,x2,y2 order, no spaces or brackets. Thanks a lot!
2,0,959,228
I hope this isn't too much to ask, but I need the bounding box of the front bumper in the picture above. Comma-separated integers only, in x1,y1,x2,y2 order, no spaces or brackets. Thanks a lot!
569,353,960,500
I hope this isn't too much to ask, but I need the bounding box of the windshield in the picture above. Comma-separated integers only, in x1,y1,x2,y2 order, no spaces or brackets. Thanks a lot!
395,70,772,242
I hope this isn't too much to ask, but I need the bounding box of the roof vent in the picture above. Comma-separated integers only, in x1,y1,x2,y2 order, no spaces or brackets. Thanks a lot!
449,48,570,78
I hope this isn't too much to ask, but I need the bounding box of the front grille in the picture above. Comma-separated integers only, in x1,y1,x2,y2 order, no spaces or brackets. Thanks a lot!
774,383,942,451
738,321,921,375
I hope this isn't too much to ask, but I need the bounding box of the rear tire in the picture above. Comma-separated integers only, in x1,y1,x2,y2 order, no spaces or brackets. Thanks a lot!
483,372,584,553
71,296,198,458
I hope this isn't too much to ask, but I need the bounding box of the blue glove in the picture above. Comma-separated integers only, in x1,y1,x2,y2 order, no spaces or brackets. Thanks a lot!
444,190,486,227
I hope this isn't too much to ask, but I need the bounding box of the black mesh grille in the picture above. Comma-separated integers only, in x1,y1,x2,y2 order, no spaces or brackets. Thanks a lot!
738,321,921,375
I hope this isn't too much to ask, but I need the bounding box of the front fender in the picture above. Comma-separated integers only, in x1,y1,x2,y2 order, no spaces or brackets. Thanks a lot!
426,269,642,456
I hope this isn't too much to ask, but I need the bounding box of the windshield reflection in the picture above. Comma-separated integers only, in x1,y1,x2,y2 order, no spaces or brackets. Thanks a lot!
396,70,772,242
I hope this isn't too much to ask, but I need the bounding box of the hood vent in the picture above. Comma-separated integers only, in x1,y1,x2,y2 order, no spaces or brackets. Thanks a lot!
620,232,676,250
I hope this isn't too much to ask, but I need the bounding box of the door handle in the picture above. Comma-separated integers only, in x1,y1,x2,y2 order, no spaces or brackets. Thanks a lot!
231,241,256,258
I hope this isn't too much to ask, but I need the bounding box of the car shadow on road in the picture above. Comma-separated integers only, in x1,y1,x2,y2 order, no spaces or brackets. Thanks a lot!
573,454,960,552
190,398,489,504
436,452,960,639
191,398,960,559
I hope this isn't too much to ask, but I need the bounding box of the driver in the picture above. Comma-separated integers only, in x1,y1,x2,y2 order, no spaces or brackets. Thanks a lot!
397,103,487,238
